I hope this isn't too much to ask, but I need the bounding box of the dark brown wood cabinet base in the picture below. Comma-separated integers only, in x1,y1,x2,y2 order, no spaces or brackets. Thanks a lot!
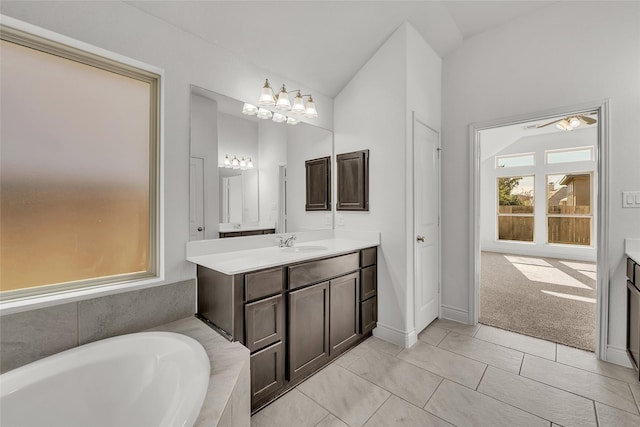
196,247,378,413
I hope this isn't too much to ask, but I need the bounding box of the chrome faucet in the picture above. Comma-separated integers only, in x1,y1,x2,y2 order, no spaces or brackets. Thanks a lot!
278,234,296,248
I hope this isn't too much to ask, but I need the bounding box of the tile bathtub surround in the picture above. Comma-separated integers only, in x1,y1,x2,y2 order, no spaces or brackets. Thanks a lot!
0,302,78,373
0,279,196,373
148,317,250,427
253,322,640,427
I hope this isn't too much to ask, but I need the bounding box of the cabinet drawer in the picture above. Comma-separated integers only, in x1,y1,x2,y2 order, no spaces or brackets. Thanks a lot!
250,341,284,408
288,253,359,290
361,247,377,267
245,294,284,352
361,265,377,301
361,297,377,335
245,267,283,301
628,258,636,283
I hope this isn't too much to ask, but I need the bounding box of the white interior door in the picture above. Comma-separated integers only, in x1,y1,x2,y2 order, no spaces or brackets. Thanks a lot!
414,117,440,333
189,157,205,240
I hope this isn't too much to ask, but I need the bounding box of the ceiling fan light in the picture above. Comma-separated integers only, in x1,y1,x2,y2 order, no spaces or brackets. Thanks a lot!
242,103,258,115
291,91,305,114
256,107,273,120
303,95,318,119
258,79,275,107
272,112,287,123
555,119,571,131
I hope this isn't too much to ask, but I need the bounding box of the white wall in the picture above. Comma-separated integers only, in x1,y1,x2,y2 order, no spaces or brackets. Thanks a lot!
286,124,333,232
334,23,441,346
0,1,334,301
442,2,640,354
481,128,597,261
190,94,219,239
258,122,287,227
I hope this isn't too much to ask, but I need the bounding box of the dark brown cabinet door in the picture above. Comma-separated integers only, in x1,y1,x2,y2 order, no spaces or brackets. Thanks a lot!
361,297,378,335
251,341,284,407
288,281,330,380
305,156,331,211
245,294,284,352
337,149,369,211
360,265,377,301
330,272,360,355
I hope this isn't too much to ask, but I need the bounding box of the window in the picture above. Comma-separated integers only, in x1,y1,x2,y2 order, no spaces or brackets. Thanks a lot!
496,153,535,168
1,26,161,300
546,174,592,245
546,147,594,164
497,176,535,242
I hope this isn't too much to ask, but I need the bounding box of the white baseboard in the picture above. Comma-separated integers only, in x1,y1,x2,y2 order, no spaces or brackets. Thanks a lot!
605,345,633,368
441,305,470,324
373,322,417,348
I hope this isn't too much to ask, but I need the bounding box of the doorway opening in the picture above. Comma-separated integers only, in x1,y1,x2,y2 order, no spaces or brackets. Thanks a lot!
470,101,609,357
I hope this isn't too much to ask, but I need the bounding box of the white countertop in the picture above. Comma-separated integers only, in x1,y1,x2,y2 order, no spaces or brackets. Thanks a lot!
626,238,640,265
187,235,379,275
218,225,275,233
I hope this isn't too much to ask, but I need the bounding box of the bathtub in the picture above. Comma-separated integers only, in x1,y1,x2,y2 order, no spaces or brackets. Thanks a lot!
0,332,210,427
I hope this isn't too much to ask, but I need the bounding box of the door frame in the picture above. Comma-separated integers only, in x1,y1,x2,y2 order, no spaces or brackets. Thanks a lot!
413,113,442,333
469,99,610,359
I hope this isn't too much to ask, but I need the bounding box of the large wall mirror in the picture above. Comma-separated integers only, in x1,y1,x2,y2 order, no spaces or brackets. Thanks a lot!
189,86,333,240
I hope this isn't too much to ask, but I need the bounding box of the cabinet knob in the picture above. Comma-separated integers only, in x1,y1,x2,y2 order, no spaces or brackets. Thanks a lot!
417,235,425,242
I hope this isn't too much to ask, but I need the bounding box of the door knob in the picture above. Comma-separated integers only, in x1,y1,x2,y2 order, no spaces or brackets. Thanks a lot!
197,227,203,232
417,235,425,242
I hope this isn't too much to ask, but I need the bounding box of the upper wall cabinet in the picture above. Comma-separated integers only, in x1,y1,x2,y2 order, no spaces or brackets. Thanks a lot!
305,156,331,211
337,149,369,211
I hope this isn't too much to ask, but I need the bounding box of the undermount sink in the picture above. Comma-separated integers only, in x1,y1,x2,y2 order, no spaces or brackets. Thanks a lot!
281,245,329,253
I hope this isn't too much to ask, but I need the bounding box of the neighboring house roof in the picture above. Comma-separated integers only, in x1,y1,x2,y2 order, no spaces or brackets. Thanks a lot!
548,187,568,207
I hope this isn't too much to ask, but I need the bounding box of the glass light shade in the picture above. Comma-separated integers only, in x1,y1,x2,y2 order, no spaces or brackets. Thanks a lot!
247,158,254,168
304,96,318,119
242,103,258,115
291,91,305,114
275,85,291,111
258,79,275,106
555,119,571,131
231,156,240,169
569,117,581,128
223,154,231,168
256,107,273,120
272,112,287,123
240,157,247,169
286,117,300,125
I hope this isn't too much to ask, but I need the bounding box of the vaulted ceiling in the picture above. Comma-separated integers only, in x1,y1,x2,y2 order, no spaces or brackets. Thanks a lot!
126,1,556,97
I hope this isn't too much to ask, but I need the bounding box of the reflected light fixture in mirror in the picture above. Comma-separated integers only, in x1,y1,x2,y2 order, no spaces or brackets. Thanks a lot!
220,154,254,170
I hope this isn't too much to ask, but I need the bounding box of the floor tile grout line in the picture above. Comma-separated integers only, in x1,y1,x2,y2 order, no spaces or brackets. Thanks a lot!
517,363,640,416
472,385,557,426
518,352,524,375
593,399,600,427
475,364,489,391
629,383,640,413
422,377,445,410
359,393,391,427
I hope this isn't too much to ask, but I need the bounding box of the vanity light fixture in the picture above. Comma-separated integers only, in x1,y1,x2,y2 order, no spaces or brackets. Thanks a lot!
272,112,287,123
242,103,258,115
256,107,273,120
255,78,318,119
286,117,299,125
219,154,254,169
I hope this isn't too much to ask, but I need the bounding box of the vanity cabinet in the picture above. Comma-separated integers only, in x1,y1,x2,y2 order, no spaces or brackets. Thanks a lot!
196,247,378,412
627,256,640,380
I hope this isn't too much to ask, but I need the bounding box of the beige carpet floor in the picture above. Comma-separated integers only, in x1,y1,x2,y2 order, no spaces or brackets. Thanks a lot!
480,251,596,351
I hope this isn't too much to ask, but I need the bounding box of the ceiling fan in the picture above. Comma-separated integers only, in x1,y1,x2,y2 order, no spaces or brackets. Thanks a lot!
537,114,597,130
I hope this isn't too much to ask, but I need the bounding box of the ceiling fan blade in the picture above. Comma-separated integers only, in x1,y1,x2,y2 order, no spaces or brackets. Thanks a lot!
537,118,562,128
579,115,597,125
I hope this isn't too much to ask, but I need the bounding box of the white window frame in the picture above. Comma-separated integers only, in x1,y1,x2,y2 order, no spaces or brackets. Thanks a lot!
496,175,535,243
545,171,594,247
545,146,594,164
495,152,535,169
0,16,164,310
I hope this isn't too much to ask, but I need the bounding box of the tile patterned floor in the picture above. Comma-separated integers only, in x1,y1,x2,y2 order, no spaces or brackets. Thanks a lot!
250,319,640,427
